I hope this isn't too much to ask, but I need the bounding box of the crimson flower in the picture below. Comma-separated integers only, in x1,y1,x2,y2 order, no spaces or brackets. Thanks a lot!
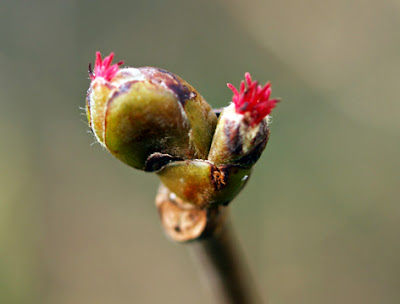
89,51,124,82
227,73,279,126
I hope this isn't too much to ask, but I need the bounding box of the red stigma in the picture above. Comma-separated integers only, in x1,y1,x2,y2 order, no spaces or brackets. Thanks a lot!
227,73,279,126
89,51,124,82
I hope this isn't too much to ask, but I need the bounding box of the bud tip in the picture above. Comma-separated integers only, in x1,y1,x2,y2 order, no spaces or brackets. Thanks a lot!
88,51,124,82
227,73,279,126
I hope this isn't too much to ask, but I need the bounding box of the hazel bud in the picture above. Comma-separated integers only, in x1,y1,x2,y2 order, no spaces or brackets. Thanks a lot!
208,73,279,168
86,52,217,171
85,53,280,214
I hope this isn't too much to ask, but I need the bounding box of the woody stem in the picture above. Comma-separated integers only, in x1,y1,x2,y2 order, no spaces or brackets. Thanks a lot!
189,220,263,304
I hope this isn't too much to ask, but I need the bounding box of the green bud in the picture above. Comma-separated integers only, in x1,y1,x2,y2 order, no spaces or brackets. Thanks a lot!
86,53,217,171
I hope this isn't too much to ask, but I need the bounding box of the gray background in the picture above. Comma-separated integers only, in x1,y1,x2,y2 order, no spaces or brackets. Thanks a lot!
1,0,399,303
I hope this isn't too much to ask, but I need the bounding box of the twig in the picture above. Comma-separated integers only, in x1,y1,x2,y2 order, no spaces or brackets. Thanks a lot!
157,184,264,303
190,222,263,304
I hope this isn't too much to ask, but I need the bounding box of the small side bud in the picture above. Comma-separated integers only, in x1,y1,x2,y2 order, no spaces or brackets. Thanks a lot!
157,160,251,207
208,73,279,167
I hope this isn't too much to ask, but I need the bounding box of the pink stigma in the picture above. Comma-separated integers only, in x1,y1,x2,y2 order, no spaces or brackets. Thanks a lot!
227,73,279,126
89,51,124,82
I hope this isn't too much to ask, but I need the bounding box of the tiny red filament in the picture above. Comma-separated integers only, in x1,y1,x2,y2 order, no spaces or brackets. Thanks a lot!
227,73,279,126
90,51,124,82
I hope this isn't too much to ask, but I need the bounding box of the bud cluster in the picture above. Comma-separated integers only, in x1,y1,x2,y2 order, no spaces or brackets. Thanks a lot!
85,52,279,240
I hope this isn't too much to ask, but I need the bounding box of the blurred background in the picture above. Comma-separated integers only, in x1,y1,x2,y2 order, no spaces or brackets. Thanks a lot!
1,0,399,303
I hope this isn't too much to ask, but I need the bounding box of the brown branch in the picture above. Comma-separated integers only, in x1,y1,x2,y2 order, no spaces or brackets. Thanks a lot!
156,184,264,303
190,224,264,304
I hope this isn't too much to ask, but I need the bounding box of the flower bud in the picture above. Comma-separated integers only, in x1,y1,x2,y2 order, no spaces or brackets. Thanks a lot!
86,52,217,171
208,73,279,168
